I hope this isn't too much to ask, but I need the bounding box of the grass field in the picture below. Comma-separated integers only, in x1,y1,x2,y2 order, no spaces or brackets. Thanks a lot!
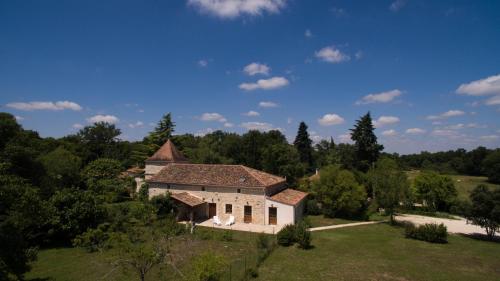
305,215,361,228
256,223,500,281
406,171,500,200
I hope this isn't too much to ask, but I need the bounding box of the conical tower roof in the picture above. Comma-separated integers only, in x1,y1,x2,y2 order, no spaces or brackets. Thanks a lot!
146,139,188,163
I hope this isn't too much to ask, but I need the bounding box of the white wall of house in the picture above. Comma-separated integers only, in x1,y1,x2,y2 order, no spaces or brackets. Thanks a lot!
265,199,295,226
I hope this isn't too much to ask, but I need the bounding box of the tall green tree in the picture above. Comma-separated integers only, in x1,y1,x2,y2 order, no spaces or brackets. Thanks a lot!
145,113,175,147
294,122,313,169
467,185,500,239
414,172,457,211
77,122,122,162
350,112,383,171
39,147,82,190
0,113,22,150
482,150,500,184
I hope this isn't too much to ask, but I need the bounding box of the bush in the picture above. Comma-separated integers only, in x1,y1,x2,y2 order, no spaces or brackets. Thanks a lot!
306,199,321,215
256,233,270,250
295,221,312,249
405,223,448,243
138,183,149,202
277,224,296,246
150,193,174,218
72,223,110,252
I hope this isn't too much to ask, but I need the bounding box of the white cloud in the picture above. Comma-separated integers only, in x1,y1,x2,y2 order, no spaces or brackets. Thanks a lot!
338,133,352,144
195,128,214,137
382,129,397,137
318,113,345,126
188,0,287,19
466,123,487,129
14,115,24,121
287,117,293,124
243,110,260,117
479,135,499,141
259,101,278,108
389,0,406,12
485,95,500,106
315,46,350,63
373,116,400,127
224,122,234,128
356,89,402,105
406,128,426,135
239,76,289,91
200,112,227,122
431,129,463,138
87,115,119,124
426,110,465,120
444,123,465,130
304,29,312,38
240,121,277,132
128,121,144,128
243,62,270,76
456,74,500,96
6,101,82,111
198,59,209,67
72,123,84,129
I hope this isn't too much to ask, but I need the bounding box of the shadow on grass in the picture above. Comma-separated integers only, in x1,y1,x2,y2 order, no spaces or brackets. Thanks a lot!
459,233,500,243
27,278,52,281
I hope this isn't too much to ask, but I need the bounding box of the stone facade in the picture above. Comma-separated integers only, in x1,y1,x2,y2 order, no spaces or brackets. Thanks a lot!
149,182,277,225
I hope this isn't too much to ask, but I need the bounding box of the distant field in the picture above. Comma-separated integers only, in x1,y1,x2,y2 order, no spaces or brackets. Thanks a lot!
406,171,500,200
256,224,500,281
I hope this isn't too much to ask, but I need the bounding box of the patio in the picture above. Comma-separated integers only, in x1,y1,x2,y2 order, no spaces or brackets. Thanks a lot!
194,218,285,234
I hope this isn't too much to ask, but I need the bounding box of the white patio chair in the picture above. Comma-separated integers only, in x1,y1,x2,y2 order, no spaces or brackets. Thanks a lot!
213,216,222,226
225,215,235,226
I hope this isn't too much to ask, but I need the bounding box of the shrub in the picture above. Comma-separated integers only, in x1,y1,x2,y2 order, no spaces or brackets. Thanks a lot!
277,224,296,246
72,223,110,252
306,199,321,215
150,193,174,218
255,233,270,250
138,183,149,202
295,221,312,249
405,223,448,243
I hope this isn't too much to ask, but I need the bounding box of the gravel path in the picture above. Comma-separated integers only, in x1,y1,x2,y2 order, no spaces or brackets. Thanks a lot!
395,214,491,235
308,221,384,232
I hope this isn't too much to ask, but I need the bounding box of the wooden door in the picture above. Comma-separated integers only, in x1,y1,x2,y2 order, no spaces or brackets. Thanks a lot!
269,207,277,225
244,205,252,223
208,203,216,218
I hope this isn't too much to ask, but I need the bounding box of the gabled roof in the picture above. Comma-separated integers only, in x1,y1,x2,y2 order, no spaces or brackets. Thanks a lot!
146,139,188,163
269,188,308,206
147,163,286,189
170,192,204,207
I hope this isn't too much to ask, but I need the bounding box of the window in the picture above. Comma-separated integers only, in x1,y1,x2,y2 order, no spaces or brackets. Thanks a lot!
201,186,205,191
237,189,241,193
167,184,170,189
225,204,232,214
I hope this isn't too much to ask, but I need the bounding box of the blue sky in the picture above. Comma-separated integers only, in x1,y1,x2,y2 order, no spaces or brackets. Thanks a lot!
1,0,500,154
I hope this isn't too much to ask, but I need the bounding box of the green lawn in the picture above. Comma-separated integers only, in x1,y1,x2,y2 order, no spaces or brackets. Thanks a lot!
305,215,361,228
26,227,261,281
256,224,500,281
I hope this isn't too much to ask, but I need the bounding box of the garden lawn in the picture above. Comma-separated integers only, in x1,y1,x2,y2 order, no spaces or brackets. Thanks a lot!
256,223,500,281
305,215,361,228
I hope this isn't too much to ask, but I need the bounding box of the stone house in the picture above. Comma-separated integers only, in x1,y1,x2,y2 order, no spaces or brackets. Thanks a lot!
145,139,308,226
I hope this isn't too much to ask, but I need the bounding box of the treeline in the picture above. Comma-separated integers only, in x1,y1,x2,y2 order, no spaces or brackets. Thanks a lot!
396,148,500,183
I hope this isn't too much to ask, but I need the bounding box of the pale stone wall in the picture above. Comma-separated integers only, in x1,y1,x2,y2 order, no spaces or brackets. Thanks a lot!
265,199,295,226
144,162,166,180
149,183,267,225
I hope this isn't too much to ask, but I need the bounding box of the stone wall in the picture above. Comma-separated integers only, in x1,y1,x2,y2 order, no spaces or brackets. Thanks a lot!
144,162,166,180
149,182,267,225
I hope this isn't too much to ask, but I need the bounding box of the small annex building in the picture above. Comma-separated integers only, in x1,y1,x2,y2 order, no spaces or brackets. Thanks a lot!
145,139,308,227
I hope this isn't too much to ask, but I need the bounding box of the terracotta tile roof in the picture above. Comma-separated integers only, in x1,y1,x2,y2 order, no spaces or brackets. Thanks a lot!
148,163,286,189
170,192,205,207
146,139,188,163
269,188,308,206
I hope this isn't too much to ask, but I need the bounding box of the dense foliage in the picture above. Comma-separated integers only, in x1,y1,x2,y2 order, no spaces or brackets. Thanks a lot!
467,185,500,239
404,223,448,243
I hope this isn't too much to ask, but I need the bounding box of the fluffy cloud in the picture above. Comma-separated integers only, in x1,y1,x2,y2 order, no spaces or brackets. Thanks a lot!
87,115,119,124
389,0,406,12
6,101,82,111
304,29,312,38
315,46,350,63
239,76,289,91
240,121,276,132
259,101,278,108
200,112,227,122
187,0,287,19
243,62,270,76
318,113,345,126
338,133,352,144
382,129,397,137
426,110,465,120
198,59,208,67
243,110,260,117
224,122,234,128
479,135,499,141
72,123,84,129
373,116,400,127
406,128,426,135
14,115,24,121
485,95,500,106
456,74,500,96
128,121,144,128
356,89,402,105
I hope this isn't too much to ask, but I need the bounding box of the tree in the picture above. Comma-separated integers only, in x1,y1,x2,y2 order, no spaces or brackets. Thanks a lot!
39,146,82,190
0,113,21,150
82,158,122,189
414,172,457,211
467,185,500,239
293,122,313,169
482,150,500,184
77,122,122,162
261,143,304,184
313,165,367,218
144,113,175,147
350,112,383,171
368,158,410,222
